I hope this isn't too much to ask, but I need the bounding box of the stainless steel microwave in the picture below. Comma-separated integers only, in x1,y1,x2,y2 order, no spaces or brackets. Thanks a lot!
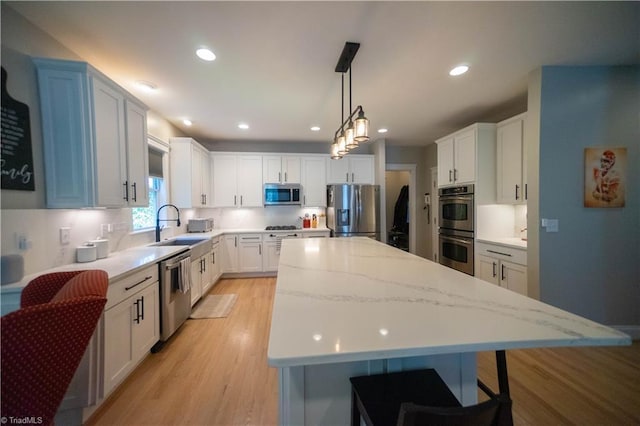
263,184,302,206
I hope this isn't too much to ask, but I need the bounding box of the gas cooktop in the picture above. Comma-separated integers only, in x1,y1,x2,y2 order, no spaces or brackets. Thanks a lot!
265,225,297,231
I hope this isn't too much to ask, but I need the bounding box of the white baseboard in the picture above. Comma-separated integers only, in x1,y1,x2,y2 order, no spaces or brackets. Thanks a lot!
613,325,640,340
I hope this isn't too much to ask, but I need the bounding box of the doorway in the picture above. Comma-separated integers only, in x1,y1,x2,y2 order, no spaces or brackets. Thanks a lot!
385,164,416,253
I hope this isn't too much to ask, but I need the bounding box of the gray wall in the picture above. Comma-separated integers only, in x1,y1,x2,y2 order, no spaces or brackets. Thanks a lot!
534,66,640,326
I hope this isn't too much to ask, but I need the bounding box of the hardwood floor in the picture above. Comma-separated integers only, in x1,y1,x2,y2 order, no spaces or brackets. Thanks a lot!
87,277,640,426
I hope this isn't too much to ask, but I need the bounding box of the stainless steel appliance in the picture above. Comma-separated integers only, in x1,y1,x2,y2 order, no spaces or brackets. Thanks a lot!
438,184,475,275
438,184,474,232
327,184,380,239
439,229,475,275
152,249,192,352
188,218,214,233
263,183,302,206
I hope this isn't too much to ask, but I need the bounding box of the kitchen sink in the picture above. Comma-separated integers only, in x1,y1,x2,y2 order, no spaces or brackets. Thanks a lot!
152,237,213,258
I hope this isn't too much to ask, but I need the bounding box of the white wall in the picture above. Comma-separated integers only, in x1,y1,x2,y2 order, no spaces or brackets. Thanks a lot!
531,66,640,327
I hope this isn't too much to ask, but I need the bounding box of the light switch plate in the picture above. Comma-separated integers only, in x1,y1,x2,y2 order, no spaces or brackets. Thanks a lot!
60,227,71,245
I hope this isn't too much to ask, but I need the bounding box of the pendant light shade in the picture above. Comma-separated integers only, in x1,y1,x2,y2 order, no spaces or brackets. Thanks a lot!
331,141,342,159
337,132,347,155
345,122,357,150
354,108,369,142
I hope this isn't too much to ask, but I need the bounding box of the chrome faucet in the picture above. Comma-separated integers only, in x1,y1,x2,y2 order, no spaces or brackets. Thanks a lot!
156,204,181,242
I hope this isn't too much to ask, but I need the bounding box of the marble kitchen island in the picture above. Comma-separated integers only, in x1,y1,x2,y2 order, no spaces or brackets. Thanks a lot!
267,237,630,425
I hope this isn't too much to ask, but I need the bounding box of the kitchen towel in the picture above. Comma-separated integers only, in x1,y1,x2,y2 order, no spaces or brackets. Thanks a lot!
178,258,191,293
190,294,237,319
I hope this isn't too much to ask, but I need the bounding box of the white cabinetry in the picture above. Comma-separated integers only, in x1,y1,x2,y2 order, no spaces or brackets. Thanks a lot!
496,113,527,204
210,237,222,286
169,137,211,208
222,234,239,273
34,58,149,208
327,155,375,184
212,154,263,207
263,155,301,184
475,242,527,296
189,249,215,306
301,156,328,207
103,266,159,395
239,234,263,272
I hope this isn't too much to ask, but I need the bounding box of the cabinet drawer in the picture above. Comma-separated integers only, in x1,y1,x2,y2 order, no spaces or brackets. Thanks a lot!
106,265,158,309
475,242,527,266
239,234,262,242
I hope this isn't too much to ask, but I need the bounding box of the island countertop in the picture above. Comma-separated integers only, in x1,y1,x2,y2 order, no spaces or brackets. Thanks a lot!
267,237,629,368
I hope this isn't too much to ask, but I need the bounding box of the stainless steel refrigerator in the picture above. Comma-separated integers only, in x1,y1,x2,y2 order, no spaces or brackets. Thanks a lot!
327,184,380,240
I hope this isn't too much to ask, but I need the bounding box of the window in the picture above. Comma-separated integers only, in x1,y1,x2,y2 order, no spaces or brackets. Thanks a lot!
132,144,167,231
132,177,165,230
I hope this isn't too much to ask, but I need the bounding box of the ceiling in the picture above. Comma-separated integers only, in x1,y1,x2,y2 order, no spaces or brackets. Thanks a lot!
6,1,639,147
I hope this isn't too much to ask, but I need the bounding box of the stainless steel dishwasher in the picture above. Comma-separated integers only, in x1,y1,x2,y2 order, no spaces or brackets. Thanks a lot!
152,249,192,352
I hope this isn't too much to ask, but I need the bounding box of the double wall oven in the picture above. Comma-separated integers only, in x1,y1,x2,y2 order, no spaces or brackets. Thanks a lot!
438,184,474,275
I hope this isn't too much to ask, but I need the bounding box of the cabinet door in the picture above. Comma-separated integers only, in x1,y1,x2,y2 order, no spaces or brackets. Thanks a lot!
437,138,455,186
92,77,127,207
263,242,280,272
349,156,374,184
237,156,263,207
453,130,476,184
132,282,159,359
263,156,283,183
222,235,239,272
124,99,149,207
282,156,301,183
327,158,350,184
239,242,263,272
201,249,216,295
212,155,238,207
190,148,204,207
103,299,134,395
501,260,527,296
211,243,221,282
497,119,523,203
190,256,203,306
201,151,211,207
476,254,499,285
301,156,327,207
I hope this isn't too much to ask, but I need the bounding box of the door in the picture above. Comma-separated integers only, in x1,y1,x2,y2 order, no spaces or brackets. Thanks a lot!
437,137,454,186
453,130,476,184
497,119,523,203
501,260,527,295
212,155,238,207
302,156,327,207
237,155,263,207
125,99,149,207
132,283,159,359
476,254,499,285
355,185,379,235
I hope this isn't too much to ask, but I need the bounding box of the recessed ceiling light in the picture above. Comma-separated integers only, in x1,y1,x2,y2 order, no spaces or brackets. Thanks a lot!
238,123,249,130
135,80,157,92
449,65,469,76
183,119,193,126
310,126,321,132
378,128,388,133
196,48,216,62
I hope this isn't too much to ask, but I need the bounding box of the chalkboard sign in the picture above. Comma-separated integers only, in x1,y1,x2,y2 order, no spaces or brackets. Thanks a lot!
1,66,35,191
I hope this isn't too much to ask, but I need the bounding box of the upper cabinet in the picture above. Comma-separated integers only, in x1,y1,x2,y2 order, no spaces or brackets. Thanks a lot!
436,123,496,203
34,58,149,208
263,155,301,184
211,154,262,207
301,156,327,207
169,137,211,208
496,113,527,204
327,155,375,184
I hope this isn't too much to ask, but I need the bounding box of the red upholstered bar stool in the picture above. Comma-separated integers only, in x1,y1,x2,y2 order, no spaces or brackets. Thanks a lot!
1,270,109,426
350,362,513,426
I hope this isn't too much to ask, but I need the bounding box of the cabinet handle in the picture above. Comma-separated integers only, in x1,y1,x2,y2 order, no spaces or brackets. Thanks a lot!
123,181,129,201
284,172,288,182
125,275,153,291
454,169,458,181
346,172,349,182
234,195,237,206
259,244,262,255
279,172,281,183
448,170,452,182
492,262,497,278
515,185,520,200
133,299,140,324
351,172,354,182
487,249,512,257
140,295,145,321
132,182,137,202
501,264,506,281
303,195,306,205
240,195,243,206
525,184,528,200
243,237,260,240
212,252,215,264
235,236,237,247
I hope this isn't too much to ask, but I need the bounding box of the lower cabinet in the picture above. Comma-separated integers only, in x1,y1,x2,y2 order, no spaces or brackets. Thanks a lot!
211,237,222,284
238,234,263,272
263,241,280,272
475,242,527,296
222,234,239,272
103,266,159,396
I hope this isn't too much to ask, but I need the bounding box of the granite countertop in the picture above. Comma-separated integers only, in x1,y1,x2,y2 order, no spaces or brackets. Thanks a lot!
476,237,527,249
267,237,628,368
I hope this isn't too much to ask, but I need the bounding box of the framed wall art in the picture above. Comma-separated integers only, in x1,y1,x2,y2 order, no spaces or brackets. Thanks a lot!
584,147,626,208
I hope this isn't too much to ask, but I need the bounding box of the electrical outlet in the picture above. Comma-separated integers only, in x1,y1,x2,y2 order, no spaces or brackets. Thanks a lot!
60,227,71,245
